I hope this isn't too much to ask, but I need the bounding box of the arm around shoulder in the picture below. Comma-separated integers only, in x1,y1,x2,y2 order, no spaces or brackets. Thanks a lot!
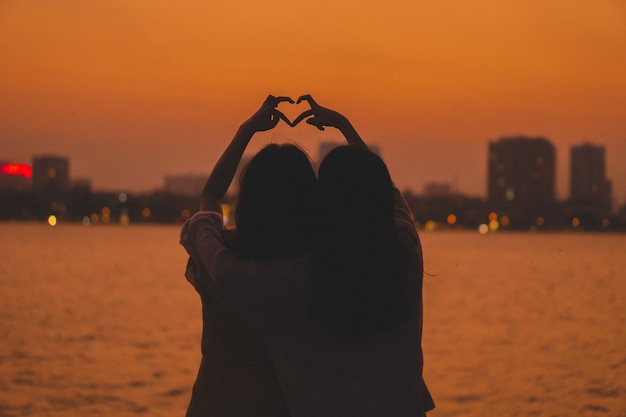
180,211,259,311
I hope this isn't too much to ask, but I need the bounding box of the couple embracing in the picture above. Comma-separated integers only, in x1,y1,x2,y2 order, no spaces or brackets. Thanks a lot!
180,95,435,417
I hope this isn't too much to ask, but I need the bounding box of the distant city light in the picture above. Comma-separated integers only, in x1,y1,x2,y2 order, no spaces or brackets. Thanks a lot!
478,224,489,234
118,193,128,203
1,164,32,178
572,217,581,228
446,214,457,225
536,217,545,226
141,208,151,219
82,216,91,226
48,215,57,226
488,212,498,221
425,220,436,231
120,208,129,225
101,206,111,224
500,216,510,226
488,219,499,232
505,188,515,201
602,218,609,228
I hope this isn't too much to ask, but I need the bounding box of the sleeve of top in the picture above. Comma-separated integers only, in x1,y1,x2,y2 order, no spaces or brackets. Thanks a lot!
179,211,263,326
393,189,433,411
393,187,420,246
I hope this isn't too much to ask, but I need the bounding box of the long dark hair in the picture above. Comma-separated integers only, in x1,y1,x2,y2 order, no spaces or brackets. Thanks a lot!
233,144,317,261
311,146,410,338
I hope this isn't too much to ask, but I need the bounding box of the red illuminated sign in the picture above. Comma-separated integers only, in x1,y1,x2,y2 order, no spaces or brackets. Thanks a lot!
1,164,32,179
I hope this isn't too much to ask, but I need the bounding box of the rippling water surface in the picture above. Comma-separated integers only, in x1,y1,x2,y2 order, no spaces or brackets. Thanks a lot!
0,224,624,416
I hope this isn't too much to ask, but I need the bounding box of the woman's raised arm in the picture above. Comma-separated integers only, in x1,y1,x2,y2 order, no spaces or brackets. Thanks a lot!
199,95,293,212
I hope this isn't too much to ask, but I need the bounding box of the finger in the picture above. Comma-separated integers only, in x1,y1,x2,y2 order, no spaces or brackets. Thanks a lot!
265,96,294,108
273,110,292,125
262,113,280,131
307,118,325,131
274,96,295,105
291,109,315,127
296,94,319,108
262,95,279,110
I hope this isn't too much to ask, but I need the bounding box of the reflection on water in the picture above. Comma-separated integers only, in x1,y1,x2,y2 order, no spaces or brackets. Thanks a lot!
0,224,624,416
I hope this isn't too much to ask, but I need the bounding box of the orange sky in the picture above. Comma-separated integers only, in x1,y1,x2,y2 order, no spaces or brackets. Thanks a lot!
1,0,625,203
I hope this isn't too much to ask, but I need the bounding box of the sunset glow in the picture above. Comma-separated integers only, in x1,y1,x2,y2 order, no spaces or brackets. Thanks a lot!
1,0,625,201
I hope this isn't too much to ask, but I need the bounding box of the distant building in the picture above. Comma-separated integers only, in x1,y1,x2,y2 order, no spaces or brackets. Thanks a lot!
488,136,556,210
569,143,612,215
570,143,611,203
423,181,453,198
0,161,32,191
164,173,208,197
71,178,92,193
32,155,69,193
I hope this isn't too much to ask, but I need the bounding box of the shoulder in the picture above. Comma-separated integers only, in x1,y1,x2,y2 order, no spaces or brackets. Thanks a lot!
180,211,223,249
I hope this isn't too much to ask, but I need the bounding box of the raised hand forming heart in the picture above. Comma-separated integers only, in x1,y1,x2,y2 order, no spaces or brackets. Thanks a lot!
272,94,331,130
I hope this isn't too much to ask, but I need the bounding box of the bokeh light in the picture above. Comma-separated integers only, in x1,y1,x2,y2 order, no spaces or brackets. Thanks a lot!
505,188,515,201
101,206,111,224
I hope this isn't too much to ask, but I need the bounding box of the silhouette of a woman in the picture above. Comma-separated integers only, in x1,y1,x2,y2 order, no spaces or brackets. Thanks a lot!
183,95,316,417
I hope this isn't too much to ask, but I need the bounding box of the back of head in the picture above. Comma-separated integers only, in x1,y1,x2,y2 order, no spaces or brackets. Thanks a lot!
234,144,317,261
317,146,395,234
312,145,410,338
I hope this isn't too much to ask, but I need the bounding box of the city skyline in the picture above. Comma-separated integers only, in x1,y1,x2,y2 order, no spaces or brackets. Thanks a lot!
2,1,625,202
2,140,622,230
2,137,617,205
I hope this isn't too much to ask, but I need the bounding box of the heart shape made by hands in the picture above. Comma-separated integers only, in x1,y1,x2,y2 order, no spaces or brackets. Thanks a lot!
276,98,313,127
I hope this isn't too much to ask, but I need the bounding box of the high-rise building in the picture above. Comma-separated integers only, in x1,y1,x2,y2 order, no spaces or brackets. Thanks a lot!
32,155,69,192
488,136,556,209
570,143,611,210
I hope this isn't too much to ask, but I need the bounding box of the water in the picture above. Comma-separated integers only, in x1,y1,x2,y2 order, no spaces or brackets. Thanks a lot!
420,231,625,417
0,224,624,417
